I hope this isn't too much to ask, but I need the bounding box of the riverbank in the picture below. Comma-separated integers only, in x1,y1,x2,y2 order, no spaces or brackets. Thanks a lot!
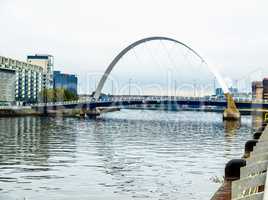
0,107,40,117
211,121,268,199
0,107,120,117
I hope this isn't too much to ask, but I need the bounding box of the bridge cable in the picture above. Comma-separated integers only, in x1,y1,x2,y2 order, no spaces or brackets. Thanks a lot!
159,39,178,70
132,47,144,69
159,40,182,97
145,42,171,99
131,47,145,96
145,42,165,70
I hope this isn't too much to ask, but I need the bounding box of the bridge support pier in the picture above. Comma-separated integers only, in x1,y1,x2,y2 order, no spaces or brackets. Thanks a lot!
87,108,101,118
223,93,241,121
80,108,101,118
223,109,241,121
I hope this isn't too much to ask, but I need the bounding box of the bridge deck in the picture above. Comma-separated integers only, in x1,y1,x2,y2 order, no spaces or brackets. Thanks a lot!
31,97,268,112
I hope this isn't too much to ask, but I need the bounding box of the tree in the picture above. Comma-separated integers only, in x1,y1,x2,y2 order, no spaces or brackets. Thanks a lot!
40,88,78,102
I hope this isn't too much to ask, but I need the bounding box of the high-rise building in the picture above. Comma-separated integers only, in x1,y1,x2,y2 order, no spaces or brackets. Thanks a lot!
215,87,239,98
215,88,224,97
263,78,268,100
53,71,78,94
252,81,263,100
27,54,54,89
229,87,238,96
0,68,16,104
0,56,43,103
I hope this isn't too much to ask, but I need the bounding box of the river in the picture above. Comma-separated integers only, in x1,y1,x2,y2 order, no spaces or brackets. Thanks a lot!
0,110,255,200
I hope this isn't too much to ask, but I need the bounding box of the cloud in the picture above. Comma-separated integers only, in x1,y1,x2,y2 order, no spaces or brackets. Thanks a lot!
1,0,268,94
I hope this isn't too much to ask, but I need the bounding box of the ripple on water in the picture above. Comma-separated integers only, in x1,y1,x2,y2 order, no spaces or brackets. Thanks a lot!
0,111,254,200
0,177,17,183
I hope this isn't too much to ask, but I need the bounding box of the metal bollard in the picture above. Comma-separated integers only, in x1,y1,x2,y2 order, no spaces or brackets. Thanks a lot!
253,131,263,140
225,159,246,181
262,122,268,127
258,126,266,132
243,139,258,158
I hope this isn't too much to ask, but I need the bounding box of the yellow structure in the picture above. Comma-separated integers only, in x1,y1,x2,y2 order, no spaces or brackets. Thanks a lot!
223,93,241,120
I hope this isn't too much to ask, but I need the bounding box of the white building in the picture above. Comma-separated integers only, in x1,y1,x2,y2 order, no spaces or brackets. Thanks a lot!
0,68,16,104
0,56,44,103
27,54,54,89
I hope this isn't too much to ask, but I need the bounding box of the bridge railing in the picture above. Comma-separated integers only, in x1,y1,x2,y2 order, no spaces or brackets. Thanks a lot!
31,97,219,107
29,96,268,108
0,105,32,110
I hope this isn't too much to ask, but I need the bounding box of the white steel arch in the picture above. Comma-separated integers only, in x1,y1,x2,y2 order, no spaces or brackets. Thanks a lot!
94,36,207,100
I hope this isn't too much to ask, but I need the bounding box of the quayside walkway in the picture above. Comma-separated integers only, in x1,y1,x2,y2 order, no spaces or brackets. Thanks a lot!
211,121,268,200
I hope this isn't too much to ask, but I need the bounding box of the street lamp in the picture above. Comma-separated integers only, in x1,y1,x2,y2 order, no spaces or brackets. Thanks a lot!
129,78,132,96
111,80,114,96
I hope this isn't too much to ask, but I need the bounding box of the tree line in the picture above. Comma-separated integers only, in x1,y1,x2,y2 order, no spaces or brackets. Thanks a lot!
40,88,78,102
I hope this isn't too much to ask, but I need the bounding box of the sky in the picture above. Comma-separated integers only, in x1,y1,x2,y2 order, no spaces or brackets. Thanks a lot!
1,0,268,94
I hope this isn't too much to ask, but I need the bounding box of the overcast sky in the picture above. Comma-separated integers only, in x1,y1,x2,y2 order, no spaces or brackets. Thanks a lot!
1,0,268,94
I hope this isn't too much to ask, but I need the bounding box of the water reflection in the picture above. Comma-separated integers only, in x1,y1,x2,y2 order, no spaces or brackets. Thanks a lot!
0,117,49,166
0,111,254,200
251,113,264,131
224,120,241,137
0,117,77,196
0,117,77,166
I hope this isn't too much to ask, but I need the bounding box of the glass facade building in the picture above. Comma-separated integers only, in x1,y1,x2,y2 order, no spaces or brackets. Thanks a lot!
53,71,78,94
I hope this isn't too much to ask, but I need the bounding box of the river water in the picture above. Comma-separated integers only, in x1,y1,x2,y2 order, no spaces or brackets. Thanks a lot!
0,110,255,200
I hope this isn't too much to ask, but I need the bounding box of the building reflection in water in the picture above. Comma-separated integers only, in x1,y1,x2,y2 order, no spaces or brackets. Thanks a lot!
0,117,77,167
251,112,264,131
0,117,49,166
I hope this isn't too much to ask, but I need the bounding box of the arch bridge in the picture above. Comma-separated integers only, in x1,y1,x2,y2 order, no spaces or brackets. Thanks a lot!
31,36,240,119
92,36,239,120
93,36,207,100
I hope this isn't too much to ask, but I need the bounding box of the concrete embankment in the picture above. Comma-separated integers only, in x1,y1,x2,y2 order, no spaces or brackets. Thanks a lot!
211,121,268,200
98,107,120,113
0,107,40,117
0,107,120,118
